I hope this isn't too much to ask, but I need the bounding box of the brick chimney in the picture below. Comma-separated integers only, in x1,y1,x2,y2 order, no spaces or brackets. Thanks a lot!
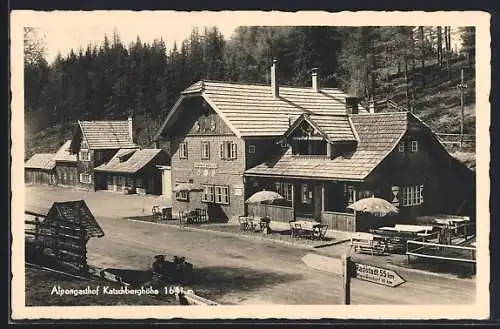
312,68,320,92
271,58,279,98
128,116,133,142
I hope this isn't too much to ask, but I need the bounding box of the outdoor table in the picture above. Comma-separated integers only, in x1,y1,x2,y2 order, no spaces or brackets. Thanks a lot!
291,220,325,239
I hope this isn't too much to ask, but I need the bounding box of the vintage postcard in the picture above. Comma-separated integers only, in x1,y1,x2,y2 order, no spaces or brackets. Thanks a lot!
10,10,490,320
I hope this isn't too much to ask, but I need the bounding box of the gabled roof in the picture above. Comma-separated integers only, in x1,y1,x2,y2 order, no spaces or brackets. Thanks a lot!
155,80,368,139
282,113,358,143
245,112,410,181
78,120,138,150
54,140,77,162
25,153,56,170
46,200,105,238
94,148,164,174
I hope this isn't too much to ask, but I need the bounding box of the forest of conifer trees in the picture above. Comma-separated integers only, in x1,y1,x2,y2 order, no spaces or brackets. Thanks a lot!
24,25,476,156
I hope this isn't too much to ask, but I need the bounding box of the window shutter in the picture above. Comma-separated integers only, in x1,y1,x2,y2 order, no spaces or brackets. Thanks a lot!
391,186,400,205
420,184,424,203
185,142,188,158
231,142,237,159
219,143,224,159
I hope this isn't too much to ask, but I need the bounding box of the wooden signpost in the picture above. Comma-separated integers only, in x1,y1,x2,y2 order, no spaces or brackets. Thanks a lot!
301,253,406,304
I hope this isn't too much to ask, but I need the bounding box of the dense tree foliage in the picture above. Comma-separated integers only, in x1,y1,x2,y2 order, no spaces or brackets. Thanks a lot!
24,25,475,149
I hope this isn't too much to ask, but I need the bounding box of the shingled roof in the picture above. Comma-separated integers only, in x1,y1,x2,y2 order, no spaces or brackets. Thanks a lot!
25,153,56,170
155,80,368,139
94,148,164,174
46,200,105,239
282,113,358,143
78,120,138,150
245,112,410,181
54,140,77,162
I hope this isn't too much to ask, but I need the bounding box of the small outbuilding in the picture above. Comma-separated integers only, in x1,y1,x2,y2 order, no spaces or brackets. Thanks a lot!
25,153,56,185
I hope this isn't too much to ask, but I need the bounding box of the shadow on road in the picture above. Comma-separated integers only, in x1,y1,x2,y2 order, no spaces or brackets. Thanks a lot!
189,265,303,301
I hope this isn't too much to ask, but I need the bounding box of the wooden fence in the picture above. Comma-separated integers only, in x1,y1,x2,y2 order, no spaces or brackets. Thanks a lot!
321,211,356,232
436,133,476,148
248,204,294,223
25,211,88,273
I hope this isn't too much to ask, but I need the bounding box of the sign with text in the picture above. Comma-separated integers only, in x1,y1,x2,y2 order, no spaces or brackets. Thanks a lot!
352,262,405,287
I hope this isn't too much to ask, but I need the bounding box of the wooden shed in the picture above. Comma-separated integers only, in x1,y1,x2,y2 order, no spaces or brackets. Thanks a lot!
25,153,56,185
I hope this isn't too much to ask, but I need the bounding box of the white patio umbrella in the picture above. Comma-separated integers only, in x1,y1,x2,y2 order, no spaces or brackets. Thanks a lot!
347,195,399,217
245,190,284,219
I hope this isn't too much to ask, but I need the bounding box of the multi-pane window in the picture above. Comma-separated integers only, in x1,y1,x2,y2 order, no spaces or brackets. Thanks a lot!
79,150,90,161
95,151,103,162
398,142,405,153
275,182,293,201
179,142,188,159
214,185,230,205
175,182,189,201
201,142,210,160
301,184,311,204
79,173,92,184
411,140,419,152
201,184,214,202
347,186,356,206
402,185,424,206
219,141,237,160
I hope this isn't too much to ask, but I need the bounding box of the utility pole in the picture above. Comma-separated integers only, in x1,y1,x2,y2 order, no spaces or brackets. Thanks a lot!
457,69,468,148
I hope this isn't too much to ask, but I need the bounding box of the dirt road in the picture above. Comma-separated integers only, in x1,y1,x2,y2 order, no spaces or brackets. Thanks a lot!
24,185,476,305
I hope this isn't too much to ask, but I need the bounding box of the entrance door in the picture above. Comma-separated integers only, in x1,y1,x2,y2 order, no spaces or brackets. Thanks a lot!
313,185,322,221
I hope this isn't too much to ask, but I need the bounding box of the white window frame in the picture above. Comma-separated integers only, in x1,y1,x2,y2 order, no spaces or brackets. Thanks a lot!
398,142,405,153
79,149,90,161
411,140,418,152
201,184,214,203
402,184,424,207
301,184,311,204
220,141,237,160
179,142,188,159
201,142,210,160
214,185,230,205
275,182,293,201
248,144,256,154
79,173,92,184
347,186,356,206
175,182,189,201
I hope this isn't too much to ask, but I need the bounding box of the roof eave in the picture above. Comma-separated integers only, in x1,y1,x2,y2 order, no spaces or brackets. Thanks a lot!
243,172,365,182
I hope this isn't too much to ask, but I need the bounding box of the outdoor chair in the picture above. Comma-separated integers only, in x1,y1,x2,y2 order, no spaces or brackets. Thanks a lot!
238,216,249,231
291,223,303,238
313,224,328,240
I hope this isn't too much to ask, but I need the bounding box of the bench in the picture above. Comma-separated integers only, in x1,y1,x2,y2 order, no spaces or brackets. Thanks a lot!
351,233,387,256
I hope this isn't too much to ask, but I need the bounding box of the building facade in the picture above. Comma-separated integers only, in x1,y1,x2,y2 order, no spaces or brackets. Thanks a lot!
154,61,357,222
69,118,139,191
94,148,169,195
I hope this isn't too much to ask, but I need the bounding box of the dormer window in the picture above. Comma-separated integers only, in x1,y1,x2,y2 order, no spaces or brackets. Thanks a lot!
411,140,418,152
398,142,405,153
